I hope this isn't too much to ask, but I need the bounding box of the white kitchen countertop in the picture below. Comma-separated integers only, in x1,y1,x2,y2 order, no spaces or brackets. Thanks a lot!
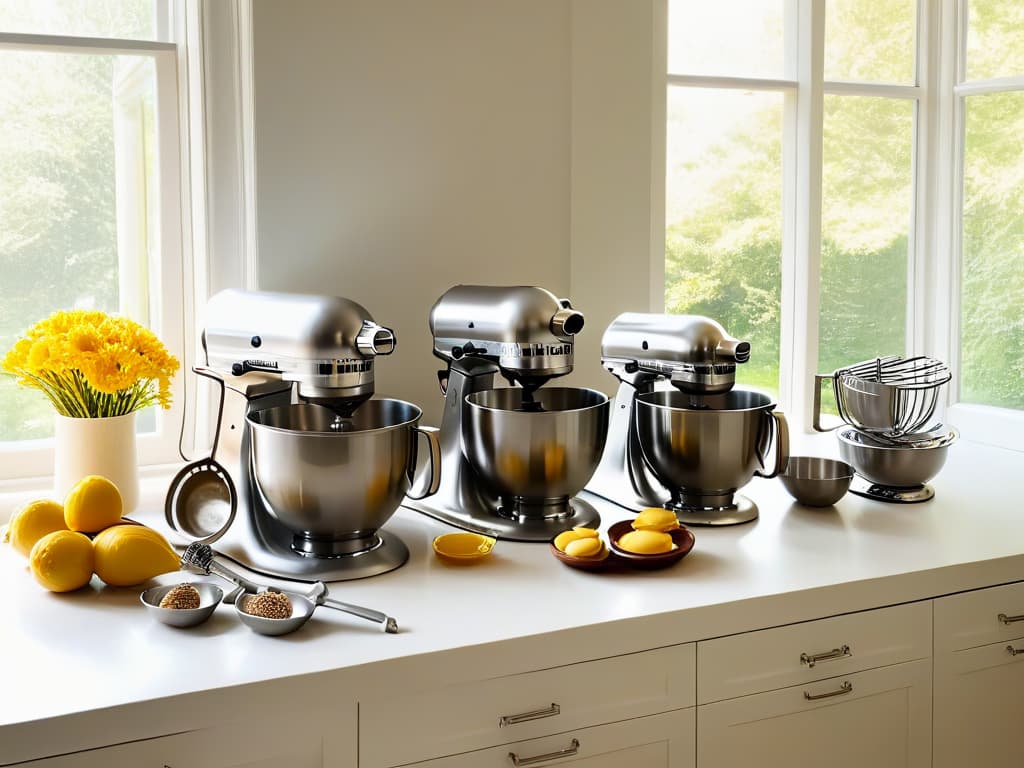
2,437,1024,762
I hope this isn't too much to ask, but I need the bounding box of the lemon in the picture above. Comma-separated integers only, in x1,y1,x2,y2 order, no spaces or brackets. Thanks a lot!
564,537,606,558
633,508,681,533
571,527,599,538
617,529,675,555
29,530,94,592
6,499,68,558
64,475,123,533
92,524,180,587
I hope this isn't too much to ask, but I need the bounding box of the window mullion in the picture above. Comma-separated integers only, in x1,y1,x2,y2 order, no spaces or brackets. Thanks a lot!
928,0,961,402
780,0,825,433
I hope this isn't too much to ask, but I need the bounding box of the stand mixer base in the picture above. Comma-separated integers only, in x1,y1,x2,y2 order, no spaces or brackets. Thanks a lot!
668,494,759,526
403,496,601,542
848,476,934,504
214,510,410,582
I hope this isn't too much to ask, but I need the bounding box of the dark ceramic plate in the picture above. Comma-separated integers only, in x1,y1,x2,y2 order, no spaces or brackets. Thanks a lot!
607,520,695,570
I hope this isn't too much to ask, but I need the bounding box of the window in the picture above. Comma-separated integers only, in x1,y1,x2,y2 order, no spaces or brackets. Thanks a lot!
954,0,1024,410
0,1,188,480
665,0,1024,445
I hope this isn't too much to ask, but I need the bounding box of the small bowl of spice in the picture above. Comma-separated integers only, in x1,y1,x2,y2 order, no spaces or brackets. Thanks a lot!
140,582,223,628
235,589,316,637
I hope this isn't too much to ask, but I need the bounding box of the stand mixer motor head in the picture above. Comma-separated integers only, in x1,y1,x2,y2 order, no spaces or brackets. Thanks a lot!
601,312,750,396
429,285,584,395
202,289,396,414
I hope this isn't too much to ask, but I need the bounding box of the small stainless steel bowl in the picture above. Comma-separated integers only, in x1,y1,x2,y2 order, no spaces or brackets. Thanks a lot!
779,457,855,507
838,427,957,487
234,592,316,636
140,582,223,628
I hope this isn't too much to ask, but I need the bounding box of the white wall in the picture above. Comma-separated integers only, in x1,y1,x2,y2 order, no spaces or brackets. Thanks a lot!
251,0,660,422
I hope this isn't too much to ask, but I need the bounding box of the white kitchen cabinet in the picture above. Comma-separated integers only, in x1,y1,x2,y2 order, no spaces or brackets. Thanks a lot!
404,709,695,768
5,716,352,768
934,583,1024,768
697,659,931,768
359,644,695,768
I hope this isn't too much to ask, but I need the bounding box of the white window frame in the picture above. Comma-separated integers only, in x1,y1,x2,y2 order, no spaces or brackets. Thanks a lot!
663,0,1023,451
0,10,192,485
929,0,1024,452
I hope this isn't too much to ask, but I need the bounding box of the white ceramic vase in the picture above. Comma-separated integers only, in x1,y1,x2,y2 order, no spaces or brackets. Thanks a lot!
53,412,139,513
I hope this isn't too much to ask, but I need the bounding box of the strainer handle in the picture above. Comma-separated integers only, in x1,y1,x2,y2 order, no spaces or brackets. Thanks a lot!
407,425,442,500
812,374,840,432
754,411,789,480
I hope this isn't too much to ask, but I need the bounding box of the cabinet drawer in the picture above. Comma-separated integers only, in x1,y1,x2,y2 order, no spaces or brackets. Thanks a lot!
934,580,1024,652
697,601,930,703
5,718,333,768
934,636,1024,768
697,659,931,768
408,709,695,768
359,644,695,768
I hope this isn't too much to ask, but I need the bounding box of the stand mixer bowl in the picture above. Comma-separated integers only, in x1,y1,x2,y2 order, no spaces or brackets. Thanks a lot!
838,427,957,487
247,399,436,556
635,390,788,511
462,387,609,516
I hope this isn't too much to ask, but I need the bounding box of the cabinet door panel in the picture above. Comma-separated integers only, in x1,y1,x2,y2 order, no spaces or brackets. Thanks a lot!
934,636,1024,768
697,659,930,768
408,709,695,768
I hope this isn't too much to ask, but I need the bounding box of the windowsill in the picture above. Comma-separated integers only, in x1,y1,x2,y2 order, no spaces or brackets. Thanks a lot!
0,463,181,524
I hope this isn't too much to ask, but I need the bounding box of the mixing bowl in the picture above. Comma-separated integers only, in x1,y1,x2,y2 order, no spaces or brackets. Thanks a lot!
838,427,957,487
779,457,855,506
635,390,788,505
462,387,609,502
247,399,439,551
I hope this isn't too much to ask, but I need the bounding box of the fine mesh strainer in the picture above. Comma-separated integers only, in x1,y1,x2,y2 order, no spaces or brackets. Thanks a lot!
814,355,951,436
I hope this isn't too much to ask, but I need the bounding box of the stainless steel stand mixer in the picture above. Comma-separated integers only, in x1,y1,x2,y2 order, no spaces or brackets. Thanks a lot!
401,285,610,541
166,289,440,581
586,312,788,525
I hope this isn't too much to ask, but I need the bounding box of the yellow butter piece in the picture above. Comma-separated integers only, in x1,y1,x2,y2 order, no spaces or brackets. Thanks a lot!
617,529,674,555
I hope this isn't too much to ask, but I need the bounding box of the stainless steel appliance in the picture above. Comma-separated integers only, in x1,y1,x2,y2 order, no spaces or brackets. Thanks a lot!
586,312,788,525
815,355,957,503
171,289,440,581
401,285,609,541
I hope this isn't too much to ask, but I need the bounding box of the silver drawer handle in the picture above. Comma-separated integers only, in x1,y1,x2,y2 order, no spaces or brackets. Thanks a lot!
998,613,1024,624
1006,645,1024,656
800,644,851,668
804,681,853,701
508,738,580,766
500,703,561,727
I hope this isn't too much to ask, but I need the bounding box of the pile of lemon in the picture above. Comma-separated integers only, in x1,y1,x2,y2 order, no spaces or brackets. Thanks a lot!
4,475,180,592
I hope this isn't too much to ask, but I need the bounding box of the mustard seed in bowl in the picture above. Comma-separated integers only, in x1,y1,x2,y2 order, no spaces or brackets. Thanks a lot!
159,583,202,610
243,591,292,619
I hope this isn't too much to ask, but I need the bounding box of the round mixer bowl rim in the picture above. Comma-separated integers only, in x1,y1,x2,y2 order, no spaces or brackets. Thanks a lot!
636,389,778,414
246,398,423,436
837,426,959,451
464,386,610,414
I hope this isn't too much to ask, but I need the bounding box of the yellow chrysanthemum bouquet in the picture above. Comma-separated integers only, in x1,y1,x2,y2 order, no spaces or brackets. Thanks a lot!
2,310,180,418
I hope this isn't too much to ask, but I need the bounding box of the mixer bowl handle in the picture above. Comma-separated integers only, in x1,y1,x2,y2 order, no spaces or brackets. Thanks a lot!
754,410,790,480
406,425,442,500
812,374,842,432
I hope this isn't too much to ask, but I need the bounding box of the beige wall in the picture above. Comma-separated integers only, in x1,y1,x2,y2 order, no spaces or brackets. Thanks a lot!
252,0,660,422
